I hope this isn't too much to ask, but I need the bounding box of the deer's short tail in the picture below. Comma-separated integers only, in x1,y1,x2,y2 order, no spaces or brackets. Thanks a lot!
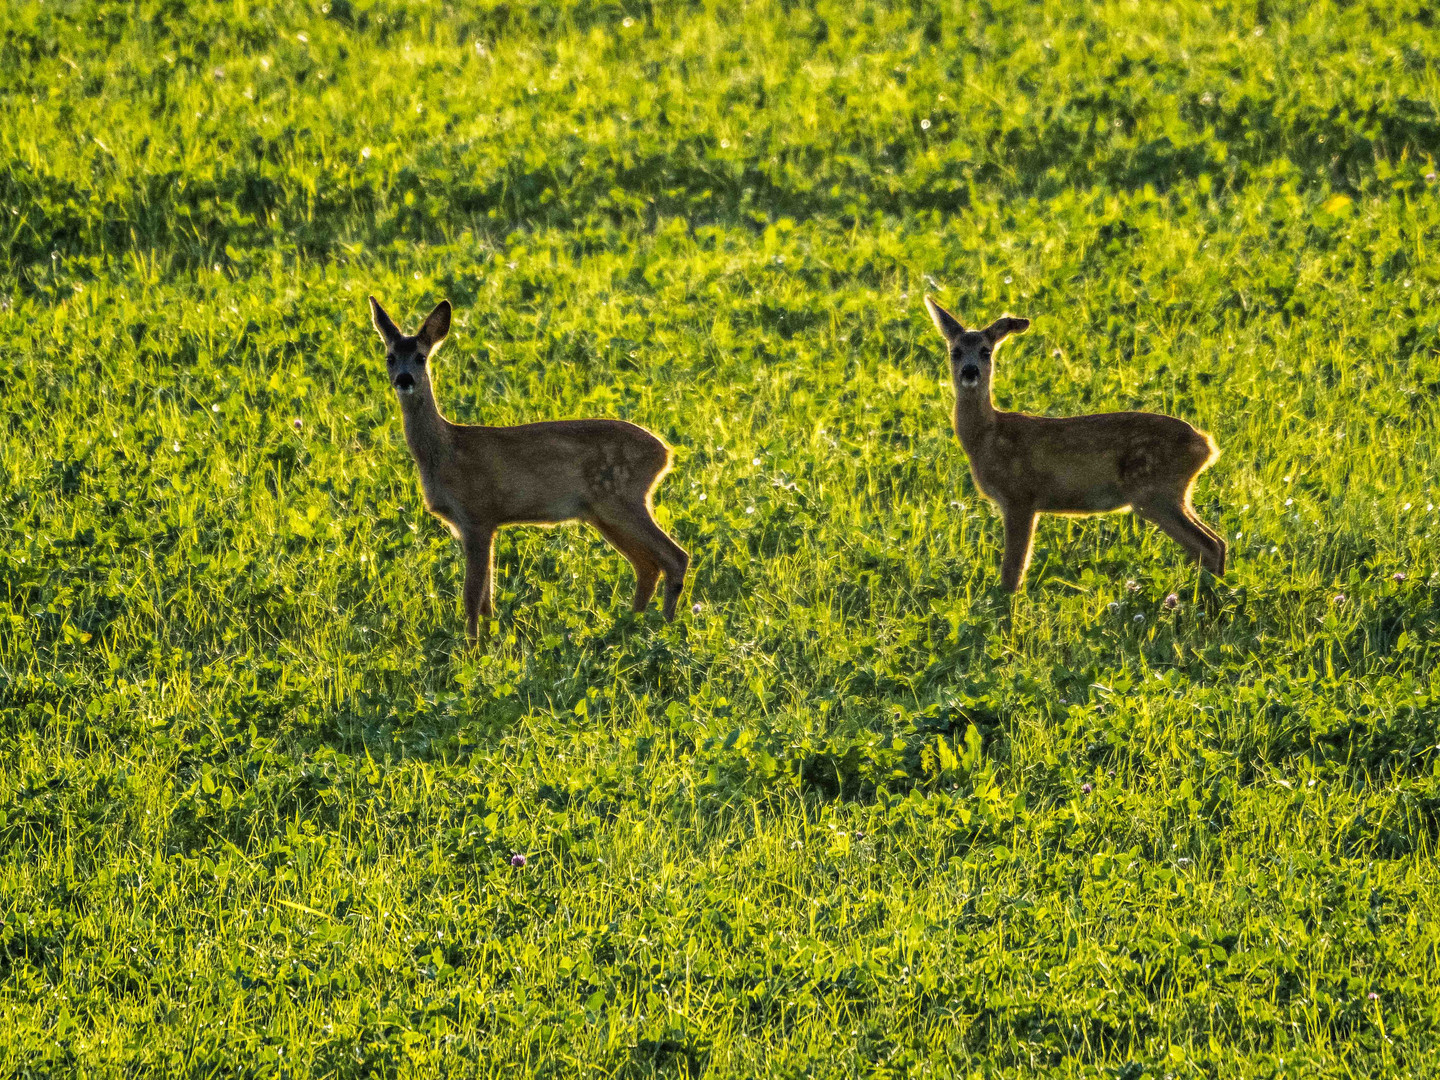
628,428,674,495
1194,428,1221,474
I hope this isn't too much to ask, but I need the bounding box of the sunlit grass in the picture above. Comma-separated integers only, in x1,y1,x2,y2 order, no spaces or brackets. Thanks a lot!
2,0,1440,1075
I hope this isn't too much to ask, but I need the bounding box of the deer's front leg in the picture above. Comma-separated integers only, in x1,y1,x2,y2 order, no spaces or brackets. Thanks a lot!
462,526,496,642
999,504,1037,592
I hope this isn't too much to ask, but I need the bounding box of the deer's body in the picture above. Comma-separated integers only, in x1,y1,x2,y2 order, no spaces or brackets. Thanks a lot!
926,297,1224,591
400,415,671,532
371,297,688,639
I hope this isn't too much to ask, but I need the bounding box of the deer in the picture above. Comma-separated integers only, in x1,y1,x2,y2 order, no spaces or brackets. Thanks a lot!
923,296,1225,592
368,296,689,640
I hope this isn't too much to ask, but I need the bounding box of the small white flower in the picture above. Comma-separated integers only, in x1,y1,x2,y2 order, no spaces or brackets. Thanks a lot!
1284,498,1293,506
296,32,309,43
1133,613,1145,624
1200,92,1214,105
361,147,371,159
260,57,270,70
1003,275,1012,284
1107,602,1121,615
414,271,421,280
691,603,702,615
1283,475,1291,483
920,118,931,130
211,403,221,412
507,261,518,270
172,441,181,452
720,139,729,149
622,16,634,27
698,493,707,502
752,457,761,465
1403,503,1412,510
745,506,755,515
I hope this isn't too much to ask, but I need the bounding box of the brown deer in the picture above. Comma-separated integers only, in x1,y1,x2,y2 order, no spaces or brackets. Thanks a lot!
368,296,689,639
923,296,1225,592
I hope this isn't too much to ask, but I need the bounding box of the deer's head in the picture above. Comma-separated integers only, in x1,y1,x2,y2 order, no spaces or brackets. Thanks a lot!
368,296,451,399
924,296,1029,396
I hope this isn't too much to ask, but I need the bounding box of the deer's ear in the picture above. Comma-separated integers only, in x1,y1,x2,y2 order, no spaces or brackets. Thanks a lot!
369,296,402,346
983,316,1030,345
924,295,965,342
417,299,452,353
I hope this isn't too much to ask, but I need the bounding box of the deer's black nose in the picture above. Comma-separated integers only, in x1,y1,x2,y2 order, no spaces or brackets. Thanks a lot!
959,364,981,385
394,372,415,391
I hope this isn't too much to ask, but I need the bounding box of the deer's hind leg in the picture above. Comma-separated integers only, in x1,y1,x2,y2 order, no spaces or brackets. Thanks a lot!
1179,491,1226,576
593,500,689,621
1184,510,1226,576
592,518,662,613
1135,498,1223,575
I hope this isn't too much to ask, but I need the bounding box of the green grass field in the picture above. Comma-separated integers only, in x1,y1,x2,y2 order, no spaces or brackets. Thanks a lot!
4,0,1440,1074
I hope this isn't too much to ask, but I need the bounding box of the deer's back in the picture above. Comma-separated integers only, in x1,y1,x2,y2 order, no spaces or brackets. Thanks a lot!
972,410,1216,513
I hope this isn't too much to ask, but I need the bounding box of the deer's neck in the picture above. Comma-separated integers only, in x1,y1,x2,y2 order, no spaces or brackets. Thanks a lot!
397,377,452,471
952,387,997,450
